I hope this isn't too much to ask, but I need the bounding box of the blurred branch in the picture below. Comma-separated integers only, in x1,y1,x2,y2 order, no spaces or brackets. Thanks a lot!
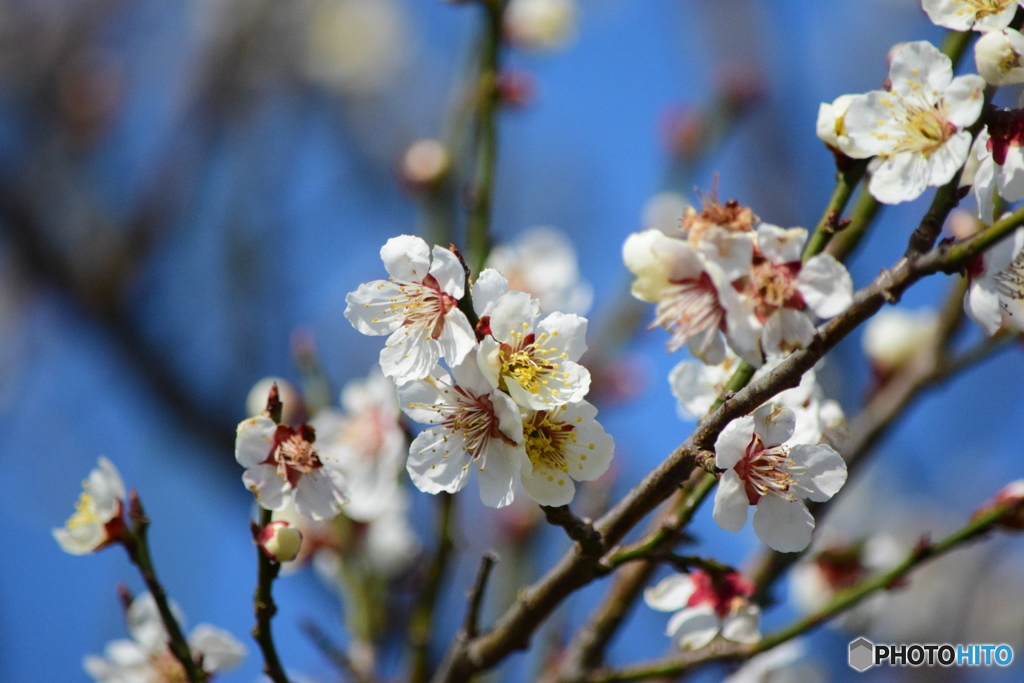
409,493,457,683
587,501,1017,682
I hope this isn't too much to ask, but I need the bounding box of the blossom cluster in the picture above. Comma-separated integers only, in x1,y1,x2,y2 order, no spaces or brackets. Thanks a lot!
345,234,614,508
624,197,850,553
624,198,853,366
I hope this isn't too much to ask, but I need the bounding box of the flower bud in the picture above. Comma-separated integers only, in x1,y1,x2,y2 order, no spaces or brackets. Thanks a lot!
399,138,450,191
259,521,303,562
975,28,1024,86
982,480,1024,530
246,377,303,424
862,308,938,372
504,0,576,51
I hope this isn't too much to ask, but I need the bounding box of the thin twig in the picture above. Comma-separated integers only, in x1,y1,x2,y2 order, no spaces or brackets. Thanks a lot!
463,551,500,639
409,493,457,683
589,503,1016,682
124,492,207,683
542,505,604,556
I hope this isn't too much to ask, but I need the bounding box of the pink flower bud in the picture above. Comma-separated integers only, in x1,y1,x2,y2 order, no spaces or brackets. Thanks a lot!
259,521,303,562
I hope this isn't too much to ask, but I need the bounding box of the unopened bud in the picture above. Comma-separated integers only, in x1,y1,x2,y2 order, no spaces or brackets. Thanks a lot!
975,28,1024,86
982,480,1024,530
504,0,576,51
259,521,303,562
246,377,302,424
862,307,938,371
400,138,450,191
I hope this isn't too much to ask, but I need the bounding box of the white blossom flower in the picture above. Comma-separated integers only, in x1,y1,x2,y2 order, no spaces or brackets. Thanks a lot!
623,229,739,364
964,226,1024,334
968,114,1024,220
975,28,1024,86
485,227,593,315
477,290,591,410
713,404,847,552
862,307,939,371
922,0,1021,33
844,41,986,204
816,94,870,158
504,0,576,51
345,235,476,385
399,350,526,508
671,353,844,446
83,593,245,682
518,400,614,507
311,369,406,522
235,418,350,521
643,570,761,650
724,224,853,362
53,457,126,555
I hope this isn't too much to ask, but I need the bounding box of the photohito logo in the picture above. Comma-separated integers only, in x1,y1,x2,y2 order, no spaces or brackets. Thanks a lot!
848,637,1014,671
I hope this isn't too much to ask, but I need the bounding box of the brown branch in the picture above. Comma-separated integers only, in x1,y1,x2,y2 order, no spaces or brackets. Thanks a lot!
430,206,1024,682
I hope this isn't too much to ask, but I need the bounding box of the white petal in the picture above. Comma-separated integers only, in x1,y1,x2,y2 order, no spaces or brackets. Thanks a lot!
721,603,762,644
379,326,439,385
488,290,537,342
406,429,473,494
235,416,277,468
791,444,848,502
436,309,476,367
476,336,503,391
797,254,853,318
476,441,522,508
669,360,719,419
752,403,796,448
293,468,349,521
888,41,951,101
188,624,247,673
927,132,972,188
752,496,815,552
762,309,816,358
519,452,577,506
844,91,906,156
643,573,696,612
128,592,182,653
868,151,932,205
472,268,510,317
715,417,755,470
687,325,727,366
713,470,751,533
242,465,287,511
429,245,467,298
666,605,721,650
698,228,755,281
922,0,976,30
537,312,588,361
964,278,1004,336
381,235,431,282
396,368,450,424
756,224,806,264
344,280,404,336
943,75,986,128
559,401,615,482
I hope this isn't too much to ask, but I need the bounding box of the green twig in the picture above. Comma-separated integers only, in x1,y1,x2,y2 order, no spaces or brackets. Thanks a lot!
590,503,1016,682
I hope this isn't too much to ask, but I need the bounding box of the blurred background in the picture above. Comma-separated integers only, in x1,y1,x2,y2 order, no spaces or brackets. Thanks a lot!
4,0,1024,680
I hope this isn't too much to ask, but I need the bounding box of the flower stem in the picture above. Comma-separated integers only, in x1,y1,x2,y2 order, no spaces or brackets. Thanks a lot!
802,160,868,261
124,492,207,683
253,507,290,683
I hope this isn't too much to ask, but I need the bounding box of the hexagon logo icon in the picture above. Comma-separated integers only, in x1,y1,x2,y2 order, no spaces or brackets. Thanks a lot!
849,637,875,672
